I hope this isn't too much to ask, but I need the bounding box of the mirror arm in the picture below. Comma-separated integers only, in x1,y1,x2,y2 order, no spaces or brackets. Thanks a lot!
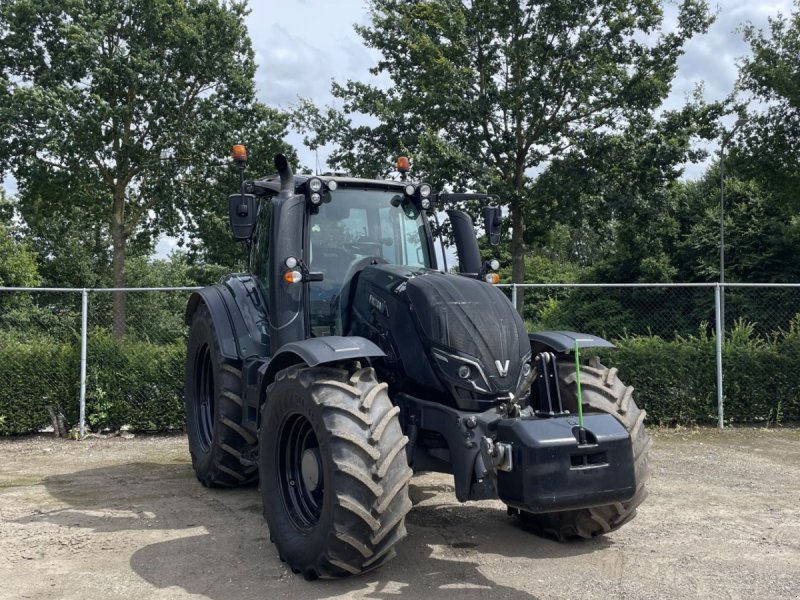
430,210,448,273
436,192,495,204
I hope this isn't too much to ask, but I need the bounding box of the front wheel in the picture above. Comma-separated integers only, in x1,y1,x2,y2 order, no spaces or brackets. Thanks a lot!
517,356,651,540
260,364,412,579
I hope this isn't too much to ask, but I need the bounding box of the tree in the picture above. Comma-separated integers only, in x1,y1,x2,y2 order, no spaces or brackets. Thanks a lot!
296,0,713,311
677,170,800,284
734,2,800,204
0,222,39,289
179,110,296,271
0,0,286,334
0,207,42,327
534,104,719,283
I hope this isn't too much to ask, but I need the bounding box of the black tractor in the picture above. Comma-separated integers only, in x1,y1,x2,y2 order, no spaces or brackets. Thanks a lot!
184,148,650,580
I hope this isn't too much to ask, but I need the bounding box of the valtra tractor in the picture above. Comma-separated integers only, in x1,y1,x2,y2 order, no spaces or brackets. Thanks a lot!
183,147,650,580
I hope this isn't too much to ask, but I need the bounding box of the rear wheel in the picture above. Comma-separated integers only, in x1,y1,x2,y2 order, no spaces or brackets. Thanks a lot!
260,364,412,579
185,304,257,487
517,356,651,540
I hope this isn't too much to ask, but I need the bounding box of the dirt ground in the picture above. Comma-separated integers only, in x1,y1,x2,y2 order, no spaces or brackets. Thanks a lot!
1,428,798,600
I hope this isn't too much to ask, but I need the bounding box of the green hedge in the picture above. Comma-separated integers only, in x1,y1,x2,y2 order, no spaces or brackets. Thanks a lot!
0,330,184,435
2,320,800,435
0,332,79,435
596,320,800,425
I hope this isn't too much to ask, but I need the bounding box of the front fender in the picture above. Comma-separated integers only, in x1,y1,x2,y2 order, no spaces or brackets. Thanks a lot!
262,336,386,386
528,330,615,355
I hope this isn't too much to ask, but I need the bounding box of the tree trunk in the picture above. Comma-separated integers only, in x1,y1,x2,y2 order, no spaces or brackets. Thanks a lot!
111,190,127,337
510,203,525,316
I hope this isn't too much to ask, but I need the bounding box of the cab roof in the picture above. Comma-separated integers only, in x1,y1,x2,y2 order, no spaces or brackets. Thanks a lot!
252,174,411,195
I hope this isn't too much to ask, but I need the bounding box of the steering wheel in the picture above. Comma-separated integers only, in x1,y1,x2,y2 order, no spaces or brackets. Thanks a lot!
342,256,388,283
314,246,352,261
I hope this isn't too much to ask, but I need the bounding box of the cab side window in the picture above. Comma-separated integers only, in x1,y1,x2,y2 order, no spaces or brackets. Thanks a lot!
250,195,273,293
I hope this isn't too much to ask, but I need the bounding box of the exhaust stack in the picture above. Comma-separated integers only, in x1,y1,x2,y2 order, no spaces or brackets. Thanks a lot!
274,154,294,193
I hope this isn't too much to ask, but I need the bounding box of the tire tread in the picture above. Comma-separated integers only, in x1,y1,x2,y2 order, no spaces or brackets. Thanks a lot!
263,364,411,579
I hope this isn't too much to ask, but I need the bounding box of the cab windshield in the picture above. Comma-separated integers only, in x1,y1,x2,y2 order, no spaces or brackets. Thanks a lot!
307,188,432,334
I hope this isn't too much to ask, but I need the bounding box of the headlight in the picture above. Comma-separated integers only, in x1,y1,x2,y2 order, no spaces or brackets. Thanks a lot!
308,178,323,192
419,183,431,198
420,198,431,209
489,259,500,271
404,184,416,196
310,192,322,205
326,180,338,191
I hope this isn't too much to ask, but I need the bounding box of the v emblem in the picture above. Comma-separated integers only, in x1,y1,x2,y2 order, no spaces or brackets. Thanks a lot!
495,359,510,377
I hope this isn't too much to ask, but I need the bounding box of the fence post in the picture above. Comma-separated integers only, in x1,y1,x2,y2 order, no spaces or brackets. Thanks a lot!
511,283,518,310
79,288,88,439
714,284,724,429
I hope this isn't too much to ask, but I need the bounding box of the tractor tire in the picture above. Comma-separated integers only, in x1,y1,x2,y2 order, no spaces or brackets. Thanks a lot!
517,356,651,540
260,364,412,580
184,304,258,487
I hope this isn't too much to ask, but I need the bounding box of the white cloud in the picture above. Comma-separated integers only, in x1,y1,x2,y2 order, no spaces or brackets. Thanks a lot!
674,0,792,105
248,0,376,110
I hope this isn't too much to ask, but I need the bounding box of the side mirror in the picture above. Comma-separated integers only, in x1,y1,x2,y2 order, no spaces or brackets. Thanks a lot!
483,206,501,246
228,193,257,241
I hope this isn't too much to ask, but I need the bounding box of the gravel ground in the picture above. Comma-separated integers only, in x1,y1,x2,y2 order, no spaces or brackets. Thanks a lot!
0,427,798,600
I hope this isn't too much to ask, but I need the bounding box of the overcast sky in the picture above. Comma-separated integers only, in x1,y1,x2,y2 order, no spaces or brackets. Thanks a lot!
256,0,793,176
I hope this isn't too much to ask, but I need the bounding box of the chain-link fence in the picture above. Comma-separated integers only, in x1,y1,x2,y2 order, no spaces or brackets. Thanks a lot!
0,287,198,437
500,283,800,340
1,283,799,436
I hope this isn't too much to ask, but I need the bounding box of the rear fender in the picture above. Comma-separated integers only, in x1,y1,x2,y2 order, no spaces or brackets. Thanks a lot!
185,275,269,361
528,331,615,355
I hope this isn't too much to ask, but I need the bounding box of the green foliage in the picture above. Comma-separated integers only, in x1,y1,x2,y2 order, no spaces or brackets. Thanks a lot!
499,253,587,324
4,317,800,434
596,330,716,425
676,171,800,284
0,220,46,333
526,285,717,340
0,330,184,435
596,320,800,425
0,0,292,321
0,221,40,288
296,0,714,290
529,107,721,275
734,2,800,204
0,331,77,435
83,330,185,431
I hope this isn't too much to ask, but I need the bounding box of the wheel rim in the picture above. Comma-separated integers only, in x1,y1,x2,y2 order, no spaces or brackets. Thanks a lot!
277,413,324,530
194,343,215,451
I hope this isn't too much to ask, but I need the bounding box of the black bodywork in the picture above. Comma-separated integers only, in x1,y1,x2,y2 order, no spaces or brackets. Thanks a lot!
186,156,636,515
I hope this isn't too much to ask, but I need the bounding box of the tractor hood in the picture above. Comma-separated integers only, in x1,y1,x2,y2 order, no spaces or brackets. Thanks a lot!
348,265,531,411
404,273,530,398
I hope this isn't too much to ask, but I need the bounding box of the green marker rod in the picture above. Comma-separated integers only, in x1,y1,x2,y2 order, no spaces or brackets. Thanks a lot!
575,340,587,445
574,340,584,428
